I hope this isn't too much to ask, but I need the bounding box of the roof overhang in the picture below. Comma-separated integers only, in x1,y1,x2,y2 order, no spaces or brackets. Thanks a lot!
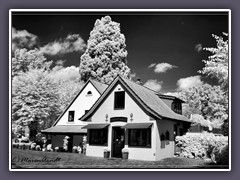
121,123,153,129
41,125,87,134
82,123,109,129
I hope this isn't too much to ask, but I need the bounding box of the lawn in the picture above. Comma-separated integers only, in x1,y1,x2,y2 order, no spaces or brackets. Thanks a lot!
11,149,228,169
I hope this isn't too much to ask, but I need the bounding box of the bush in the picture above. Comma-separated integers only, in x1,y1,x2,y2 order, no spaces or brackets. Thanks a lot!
175,132,228,160
211,144,229,165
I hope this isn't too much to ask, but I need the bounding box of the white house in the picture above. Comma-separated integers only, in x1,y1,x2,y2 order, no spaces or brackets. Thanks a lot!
80,76,191,161
41,79,108,151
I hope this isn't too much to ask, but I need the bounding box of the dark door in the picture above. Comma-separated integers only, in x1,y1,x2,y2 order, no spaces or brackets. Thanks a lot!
112,127,125,158
67,134,73,152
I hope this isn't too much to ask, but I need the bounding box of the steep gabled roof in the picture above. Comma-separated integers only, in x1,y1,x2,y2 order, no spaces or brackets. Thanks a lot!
156,93,185,103
51,79,108,127
90,79,108,94
121,77,189,122
79,76,190,122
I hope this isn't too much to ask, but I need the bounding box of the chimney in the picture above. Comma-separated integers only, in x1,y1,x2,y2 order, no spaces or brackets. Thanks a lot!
136,78,142,85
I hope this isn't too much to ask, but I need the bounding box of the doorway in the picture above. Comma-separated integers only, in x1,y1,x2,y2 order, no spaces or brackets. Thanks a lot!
112,127,125,158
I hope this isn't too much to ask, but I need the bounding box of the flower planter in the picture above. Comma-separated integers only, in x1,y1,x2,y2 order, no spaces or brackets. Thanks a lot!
104,151,110,158
122,152,129,160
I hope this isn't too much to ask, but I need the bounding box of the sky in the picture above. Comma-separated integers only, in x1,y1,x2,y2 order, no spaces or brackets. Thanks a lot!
11,11,229,93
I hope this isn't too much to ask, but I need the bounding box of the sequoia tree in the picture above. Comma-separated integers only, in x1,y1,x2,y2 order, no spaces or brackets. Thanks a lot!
79,16,131,84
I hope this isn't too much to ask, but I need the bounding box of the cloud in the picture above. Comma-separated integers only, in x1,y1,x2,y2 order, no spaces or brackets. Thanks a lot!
148,63,156,68
52,66,80,82
144,79,163,92
40,34,86,56
148,62,178,73
177,75,203,90
195,43,203,52
12,27,39,52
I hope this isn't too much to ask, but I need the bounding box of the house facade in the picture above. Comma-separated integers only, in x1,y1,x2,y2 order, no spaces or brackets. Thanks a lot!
41,79,108,151
80,76,191,161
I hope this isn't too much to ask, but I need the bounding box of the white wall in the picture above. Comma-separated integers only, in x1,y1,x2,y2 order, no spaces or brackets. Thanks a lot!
56,82,101,126
93,84,150,123
86,83,156,160
155,119,186,160
125,121,157,161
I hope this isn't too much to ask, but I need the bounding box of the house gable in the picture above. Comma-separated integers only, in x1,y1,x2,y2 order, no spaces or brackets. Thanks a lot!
53,80,103,126
92,83,151,123
79,76,189,123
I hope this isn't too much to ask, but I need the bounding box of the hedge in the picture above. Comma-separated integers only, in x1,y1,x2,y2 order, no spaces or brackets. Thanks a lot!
175,132,228,162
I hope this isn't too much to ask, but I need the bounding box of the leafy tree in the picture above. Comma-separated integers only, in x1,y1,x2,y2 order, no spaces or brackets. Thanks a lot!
177,84,228,128
79,16,131,84
56,79,84,111
198,33,228,90
12,48,52,77
12,69,60,132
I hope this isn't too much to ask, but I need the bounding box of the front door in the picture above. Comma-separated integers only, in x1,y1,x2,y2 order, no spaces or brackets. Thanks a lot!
112,127,125,158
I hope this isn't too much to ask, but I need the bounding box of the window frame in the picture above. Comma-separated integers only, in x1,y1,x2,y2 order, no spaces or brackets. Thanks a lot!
89,128,108,146
68,111,75,122
128,128,151,148
171,101,182,114
114,91,125,109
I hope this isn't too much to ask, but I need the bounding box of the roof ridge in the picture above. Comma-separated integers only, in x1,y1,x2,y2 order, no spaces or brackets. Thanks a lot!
120,76,164,95
89,78,109,86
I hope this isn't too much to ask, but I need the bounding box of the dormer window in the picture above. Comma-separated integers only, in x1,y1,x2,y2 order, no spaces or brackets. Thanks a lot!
68,111,75,122
171,102,182,114
114,91,125,109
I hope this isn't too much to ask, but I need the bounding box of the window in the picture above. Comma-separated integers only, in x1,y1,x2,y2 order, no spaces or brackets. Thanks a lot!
89,128,108,145
68,111,75,122
114,91,125,109
128,128,151,147
171,102,182,114
86,91,92,96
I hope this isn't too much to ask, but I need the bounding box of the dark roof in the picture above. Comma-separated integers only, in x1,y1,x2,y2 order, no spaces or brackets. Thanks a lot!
79,76,190,122
90,79,108,94
52,79,108,126
41,125,87,134
122,77,189,122
156,93,185,103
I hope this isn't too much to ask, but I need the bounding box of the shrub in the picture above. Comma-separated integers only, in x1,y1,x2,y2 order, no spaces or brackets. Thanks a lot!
30,142,37,150
54,147,59,152
47,144,53,151
211,144,229,165
77,146,82,153
36,145,41,151
175,132,228,160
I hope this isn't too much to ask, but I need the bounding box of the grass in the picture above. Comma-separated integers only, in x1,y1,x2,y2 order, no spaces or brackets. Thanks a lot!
11,149,228,169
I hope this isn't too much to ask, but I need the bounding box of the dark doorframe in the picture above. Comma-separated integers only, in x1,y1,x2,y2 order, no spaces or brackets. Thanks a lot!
112,127,125,158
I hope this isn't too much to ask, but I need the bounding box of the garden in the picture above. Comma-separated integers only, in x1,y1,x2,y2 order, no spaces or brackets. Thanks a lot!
11,132,229,169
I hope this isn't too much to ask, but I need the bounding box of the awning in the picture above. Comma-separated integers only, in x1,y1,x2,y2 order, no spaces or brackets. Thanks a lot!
121,123,153,129
41,125,87,134
82,123,109,129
